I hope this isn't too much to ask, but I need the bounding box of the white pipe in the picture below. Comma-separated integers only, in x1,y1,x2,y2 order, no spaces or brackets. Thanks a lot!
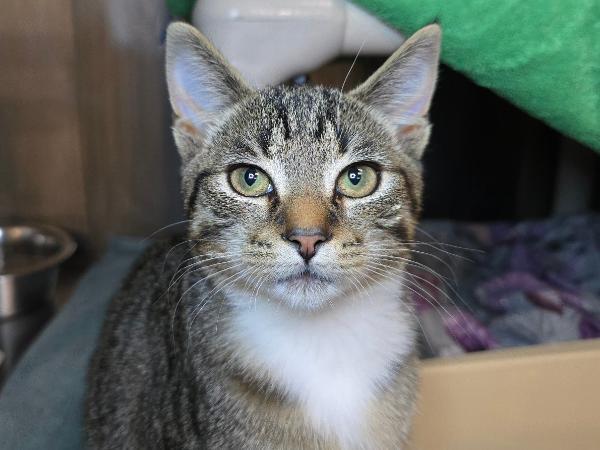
192,0,404,87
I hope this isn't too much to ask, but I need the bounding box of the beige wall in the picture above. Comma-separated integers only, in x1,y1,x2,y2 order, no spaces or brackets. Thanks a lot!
0,0,182,255
0,1,87,234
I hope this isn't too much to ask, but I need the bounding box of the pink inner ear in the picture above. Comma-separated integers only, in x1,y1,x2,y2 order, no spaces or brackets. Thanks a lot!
399,124,420,135
177,119,202,138
404,89,430,121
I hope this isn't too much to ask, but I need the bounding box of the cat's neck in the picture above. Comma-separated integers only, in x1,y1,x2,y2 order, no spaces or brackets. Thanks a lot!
224,280,415,448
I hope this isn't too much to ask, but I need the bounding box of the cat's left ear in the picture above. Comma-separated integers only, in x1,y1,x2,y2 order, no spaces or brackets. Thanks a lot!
350,24,441,159
166,22,253,137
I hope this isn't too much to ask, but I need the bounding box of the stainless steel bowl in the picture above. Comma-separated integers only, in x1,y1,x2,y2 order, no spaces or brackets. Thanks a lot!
0,225,76,318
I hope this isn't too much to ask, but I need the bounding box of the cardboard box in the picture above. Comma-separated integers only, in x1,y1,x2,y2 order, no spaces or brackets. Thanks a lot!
411,339,600,450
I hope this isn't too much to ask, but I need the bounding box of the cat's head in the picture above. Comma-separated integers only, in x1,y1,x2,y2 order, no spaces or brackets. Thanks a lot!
166,23,440,311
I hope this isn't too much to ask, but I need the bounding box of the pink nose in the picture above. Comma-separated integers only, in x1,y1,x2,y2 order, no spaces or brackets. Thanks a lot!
286,230,327,261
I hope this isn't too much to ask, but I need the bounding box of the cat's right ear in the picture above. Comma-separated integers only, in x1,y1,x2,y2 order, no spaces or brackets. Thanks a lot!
166,22,253,139
349,24,441,159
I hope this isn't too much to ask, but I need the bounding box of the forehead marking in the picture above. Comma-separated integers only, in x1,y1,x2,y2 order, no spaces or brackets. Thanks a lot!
274,93,291,141
257,127,272,157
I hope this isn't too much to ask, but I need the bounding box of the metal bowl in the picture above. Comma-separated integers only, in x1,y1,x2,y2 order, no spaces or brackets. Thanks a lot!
0,224,76,318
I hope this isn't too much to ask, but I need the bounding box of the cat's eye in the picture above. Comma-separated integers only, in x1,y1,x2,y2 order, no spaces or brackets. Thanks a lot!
229,166,273,197
336,164,378,198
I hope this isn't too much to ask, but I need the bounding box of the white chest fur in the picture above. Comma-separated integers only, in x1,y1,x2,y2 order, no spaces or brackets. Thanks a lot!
227,282,415,449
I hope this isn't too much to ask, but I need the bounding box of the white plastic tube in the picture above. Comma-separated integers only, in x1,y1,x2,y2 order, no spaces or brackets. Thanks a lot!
192,0,404,87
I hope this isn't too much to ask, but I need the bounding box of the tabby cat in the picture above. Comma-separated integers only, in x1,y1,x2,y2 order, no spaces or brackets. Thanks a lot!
86,22,441,449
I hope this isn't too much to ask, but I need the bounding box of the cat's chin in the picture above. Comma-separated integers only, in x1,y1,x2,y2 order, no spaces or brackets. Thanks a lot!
269,274,342,311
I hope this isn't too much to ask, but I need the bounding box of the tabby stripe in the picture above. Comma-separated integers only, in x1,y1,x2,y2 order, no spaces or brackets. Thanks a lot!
323,89,339,125
315,115,325,139
257,127,272,156
187,171,212,216
337,126,350,153
375,220,410,242
396,167,419,218
274,93,291,140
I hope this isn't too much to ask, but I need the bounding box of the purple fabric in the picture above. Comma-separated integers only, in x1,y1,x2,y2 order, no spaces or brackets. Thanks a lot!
580,315,600,339
412,215,600,357
442,310,498,352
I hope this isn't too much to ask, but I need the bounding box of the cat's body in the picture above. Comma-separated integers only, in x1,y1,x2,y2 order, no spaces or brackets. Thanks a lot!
86,23,440,449
87,239,417,449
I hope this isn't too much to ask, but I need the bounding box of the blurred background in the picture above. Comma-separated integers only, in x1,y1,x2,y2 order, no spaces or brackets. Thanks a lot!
0,2,599,447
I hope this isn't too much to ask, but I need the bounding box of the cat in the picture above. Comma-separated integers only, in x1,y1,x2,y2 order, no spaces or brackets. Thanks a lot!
85,21,440,450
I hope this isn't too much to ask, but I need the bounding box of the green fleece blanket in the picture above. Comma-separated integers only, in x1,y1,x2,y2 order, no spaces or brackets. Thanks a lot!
353,0,599,151
167,0,599,151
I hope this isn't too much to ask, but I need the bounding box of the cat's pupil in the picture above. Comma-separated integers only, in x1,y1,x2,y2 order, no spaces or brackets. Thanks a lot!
244,168,258,186
348,167,362,185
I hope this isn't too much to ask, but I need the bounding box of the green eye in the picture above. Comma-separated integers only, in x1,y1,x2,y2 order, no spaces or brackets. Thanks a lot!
229,166,273,197
336,164,378,198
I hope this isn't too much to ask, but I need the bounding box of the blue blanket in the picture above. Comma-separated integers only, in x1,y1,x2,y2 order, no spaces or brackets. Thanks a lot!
0,238,147,450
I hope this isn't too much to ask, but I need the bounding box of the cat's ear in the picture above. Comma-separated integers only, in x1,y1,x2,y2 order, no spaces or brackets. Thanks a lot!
349,24,441,159
166,22,253,137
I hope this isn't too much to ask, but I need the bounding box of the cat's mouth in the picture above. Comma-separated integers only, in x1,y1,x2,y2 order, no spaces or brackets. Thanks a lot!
269,266,341,309
278,268,332,285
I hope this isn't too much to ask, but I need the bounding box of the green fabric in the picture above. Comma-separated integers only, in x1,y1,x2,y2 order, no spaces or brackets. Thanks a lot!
166,0,195,20
352,0,599,151
166,0,600,150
